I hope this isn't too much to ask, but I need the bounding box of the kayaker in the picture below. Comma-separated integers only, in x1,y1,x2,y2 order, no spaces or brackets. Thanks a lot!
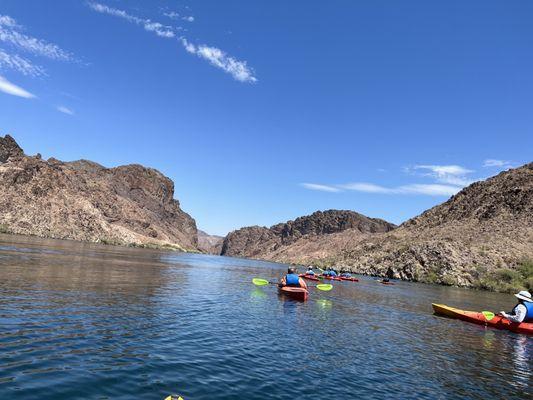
340,272,352,278
280,267,308,289
306,266,315,275
498,290,533,323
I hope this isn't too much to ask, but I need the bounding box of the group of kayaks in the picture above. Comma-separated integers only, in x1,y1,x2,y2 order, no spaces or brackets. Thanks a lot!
299,273,359,282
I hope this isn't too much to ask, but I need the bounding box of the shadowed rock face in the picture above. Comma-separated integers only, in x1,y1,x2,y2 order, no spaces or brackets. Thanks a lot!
197,230,224,254
221,210,396,258
0,135,24,162
0,135,198,250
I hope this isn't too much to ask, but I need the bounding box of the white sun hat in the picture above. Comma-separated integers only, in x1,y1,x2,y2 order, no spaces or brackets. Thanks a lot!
514,290,532,302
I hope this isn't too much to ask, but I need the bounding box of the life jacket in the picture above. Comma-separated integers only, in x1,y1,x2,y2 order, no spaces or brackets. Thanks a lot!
513,302,533,323
306,270,315,275
285,273,301,287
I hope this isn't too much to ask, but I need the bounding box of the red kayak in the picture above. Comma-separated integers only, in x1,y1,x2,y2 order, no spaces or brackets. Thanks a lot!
278,286,309,301
339,276,359,282
378,280,394,285
299,274,320,282
320,275,342,281
432,303,533,335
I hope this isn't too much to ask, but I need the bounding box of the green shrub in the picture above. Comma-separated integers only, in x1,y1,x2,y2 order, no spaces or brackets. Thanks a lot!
0,224,10,234
476,259,533,293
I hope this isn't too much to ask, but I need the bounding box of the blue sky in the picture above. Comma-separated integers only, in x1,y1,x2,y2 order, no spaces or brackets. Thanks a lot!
0,1,531,235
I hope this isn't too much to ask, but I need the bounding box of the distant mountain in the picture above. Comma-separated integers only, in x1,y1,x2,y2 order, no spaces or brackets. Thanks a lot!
197,230,224,254
220,164,533,291
221,210,396,259
0,135,198,251
336,162,533,289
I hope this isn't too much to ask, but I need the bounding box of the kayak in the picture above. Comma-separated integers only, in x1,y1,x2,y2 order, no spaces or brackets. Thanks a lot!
432,303,533,335
278,286,309,301
378,280,394,285
320,275,342,281
299,274,320,281
339,276,359,282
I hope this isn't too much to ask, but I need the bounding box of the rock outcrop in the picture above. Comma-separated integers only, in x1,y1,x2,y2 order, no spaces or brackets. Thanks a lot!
0,135,198,250
221,210,396,259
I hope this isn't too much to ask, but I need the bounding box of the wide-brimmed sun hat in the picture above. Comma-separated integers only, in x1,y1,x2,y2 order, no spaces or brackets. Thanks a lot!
514,290,532,302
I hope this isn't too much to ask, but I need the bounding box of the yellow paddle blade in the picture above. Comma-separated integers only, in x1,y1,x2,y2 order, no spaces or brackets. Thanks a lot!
164,396,184,400
316,284,333,291
482,311,495,321
252,278,269,286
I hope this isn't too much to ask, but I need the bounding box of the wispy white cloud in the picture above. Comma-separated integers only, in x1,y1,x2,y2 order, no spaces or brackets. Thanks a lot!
0,15,73,61
339,182,394,194
338,182,461,196
300,183,341,193
89,3,176,38
303,163,476,197
181,39,257,83
164,12,194,22
56,105,74,115
0,14,74,79
397,184,461,196
0,75,35,98
89,3,257,83
411,164,474,186
483,159,514,169
0,49,45,76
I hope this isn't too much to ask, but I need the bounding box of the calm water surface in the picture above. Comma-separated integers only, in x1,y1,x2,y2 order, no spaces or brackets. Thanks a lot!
0,234,531,399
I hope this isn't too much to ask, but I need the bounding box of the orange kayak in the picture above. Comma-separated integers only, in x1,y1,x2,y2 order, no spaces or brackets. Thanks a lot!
432,303,533,335
278,286,309,301
299,274,320,282
339,276,359,282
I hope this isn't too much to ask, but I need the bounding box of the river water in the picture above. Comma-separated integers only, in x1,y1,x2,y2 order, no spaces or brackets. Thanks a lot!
0,234,531,399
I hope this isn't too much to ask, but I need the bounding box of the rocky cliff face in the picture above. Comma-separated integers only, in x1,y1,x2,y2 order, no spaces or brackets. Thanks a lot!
336,163,533,288
0,135,198,250
221,210,396,259
197,230,224,254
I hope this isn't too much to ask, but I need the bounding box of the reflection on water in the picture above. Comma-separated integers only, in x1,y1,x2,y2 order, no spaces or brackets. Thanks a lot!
0,233,531,400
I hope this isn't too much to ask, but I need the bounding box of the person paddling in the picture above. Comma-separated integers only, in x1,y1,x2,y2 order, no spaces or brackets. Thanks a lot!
498,291,533,323
280,267,308,289
305,266,315,276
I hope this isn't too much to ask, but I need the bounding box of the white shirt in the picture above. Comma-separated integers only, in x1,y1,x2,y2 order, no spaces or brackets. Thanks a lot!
502,303,527,323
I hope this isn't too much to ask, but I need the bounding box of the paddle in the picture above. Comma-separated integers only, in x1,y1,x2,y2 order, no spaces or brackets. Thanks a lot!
252,278,333,291
164,395,184,400
482,311,495,321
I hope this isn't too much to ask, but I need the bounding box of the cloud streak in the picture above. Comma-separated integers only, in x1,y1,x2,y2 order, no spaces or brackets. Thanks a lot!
300,183,341,193
0,75,35,98
411,164,474,186
301,163,484,197
483,159,514,169
181,39,257,83
0,14,74,78
89,3,257,83
57,105,74,115
88,3,176,38
0,15,73,61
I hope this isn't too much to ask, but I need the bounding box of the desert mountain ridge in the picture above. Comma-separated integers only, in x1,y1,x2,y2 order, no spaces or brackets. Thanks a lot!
221,163,533,291
0,134,199,251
